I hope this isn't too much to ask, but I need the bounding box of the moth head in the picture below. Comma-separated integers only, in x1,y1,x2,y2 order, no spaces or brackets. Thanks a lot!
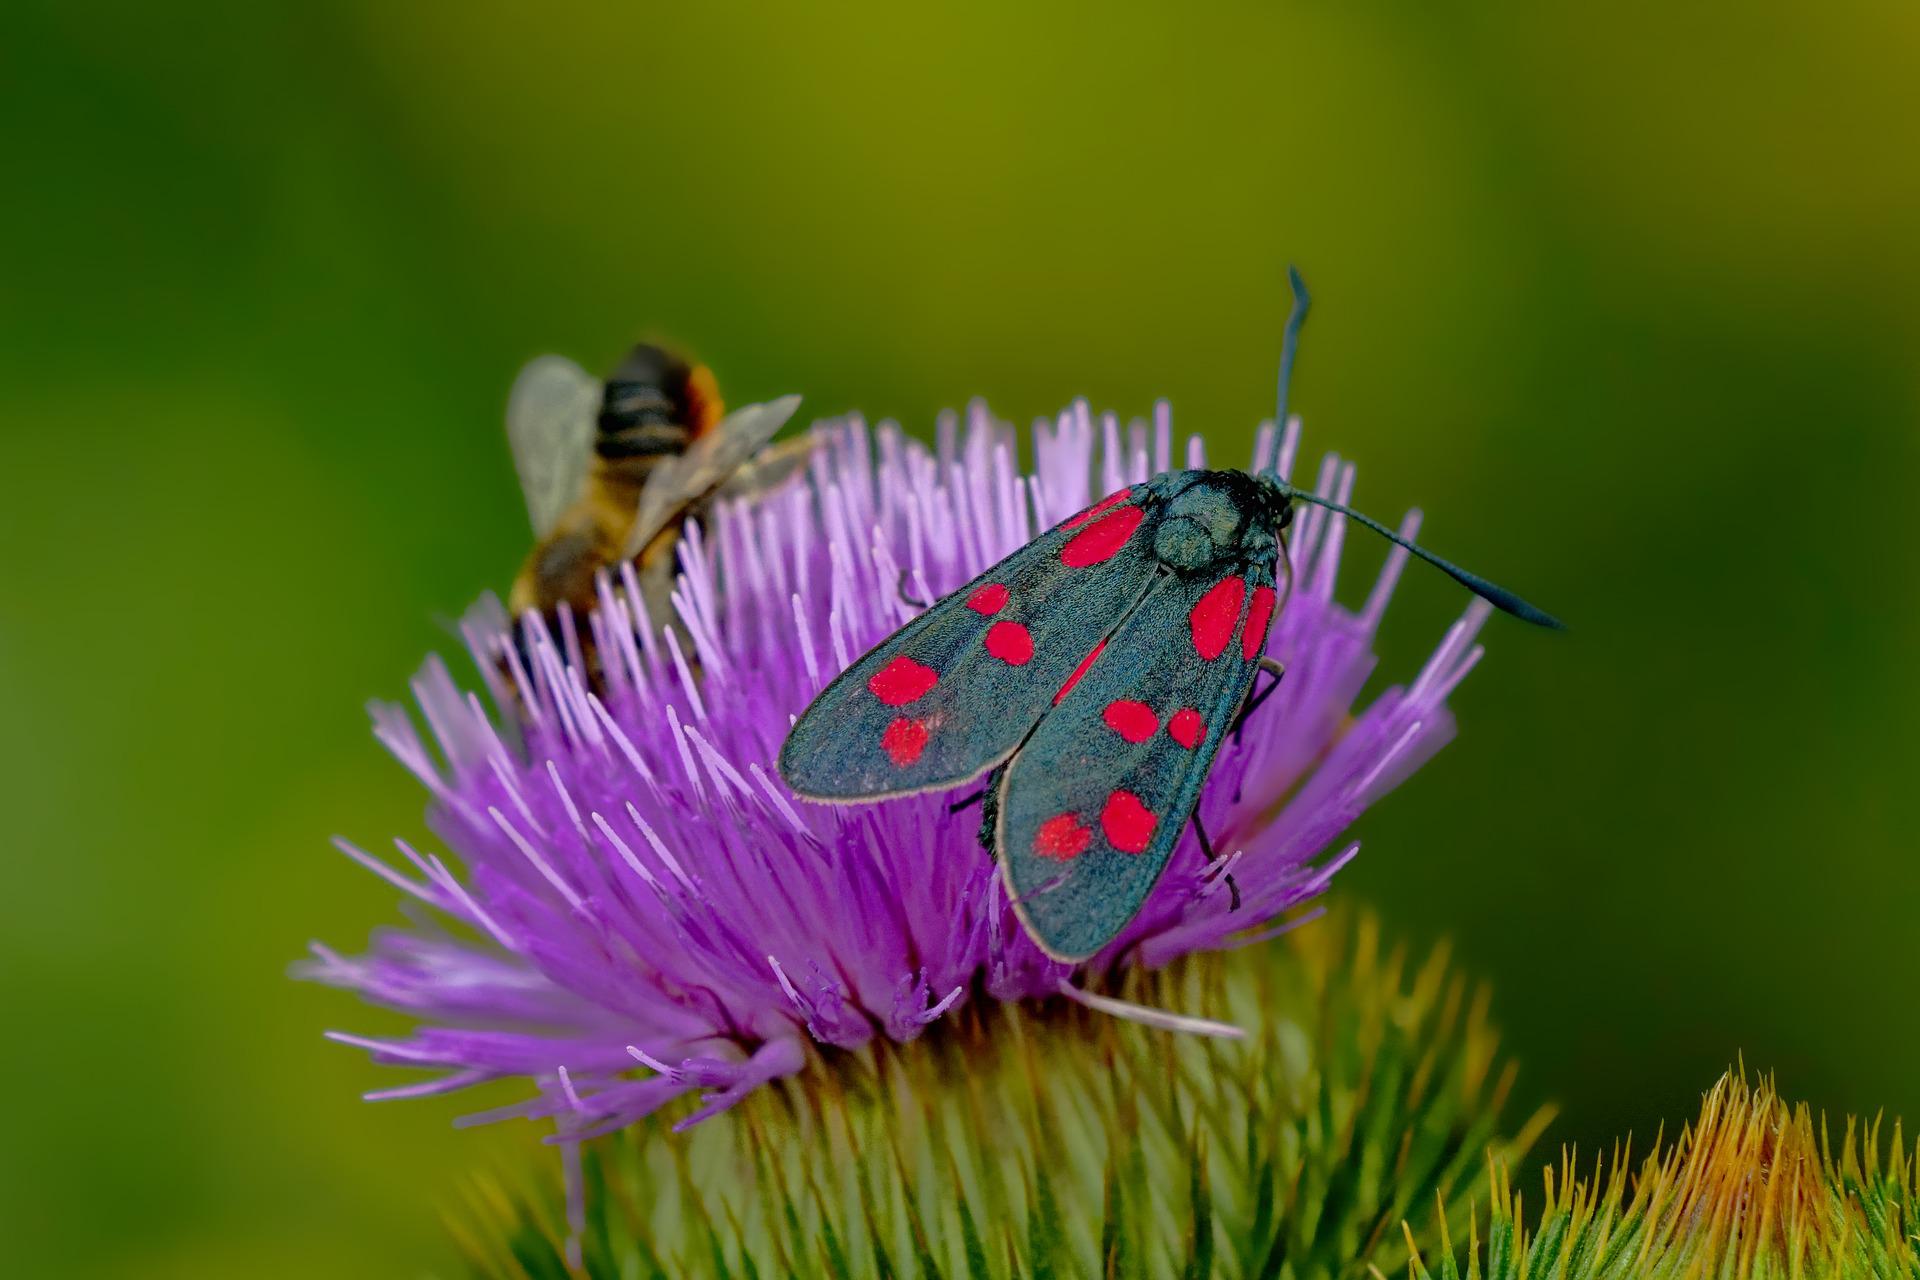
1154,482,1250,571
1256,475,1297,532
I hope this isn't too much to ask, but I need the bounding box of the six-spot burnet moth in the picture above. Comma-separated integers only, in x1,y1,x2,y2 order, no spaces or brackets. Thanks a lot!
778,270,1561,962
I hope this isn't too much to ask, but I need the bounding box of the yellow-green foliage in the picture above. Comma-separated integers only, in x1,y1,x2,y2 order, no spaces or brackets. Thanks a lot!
1406,1073,1920,1280
452,910,1548,1279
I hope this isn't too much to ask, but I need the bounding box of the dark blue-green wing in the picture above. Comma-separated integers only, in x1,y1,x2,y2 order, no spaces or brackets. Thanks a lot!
996,563,1280,961
779,486,1166,801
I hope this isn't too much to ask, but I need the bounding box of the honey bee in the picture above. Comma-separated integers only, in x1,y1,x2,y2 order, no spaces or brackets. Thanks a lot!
505,343,806,632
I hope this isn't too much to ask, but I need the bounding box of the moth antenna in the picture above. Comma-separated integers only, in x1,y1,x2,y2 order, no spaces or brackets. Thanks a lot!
1275,264,1311,434
1272,483,1565,630
1266,266,1560,629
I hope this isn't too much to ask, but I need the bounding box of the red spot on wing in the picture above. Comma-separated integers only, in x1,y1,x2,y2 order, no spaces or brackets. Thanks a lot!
1102,699,1159,743
1054,640,1106,703
1100,790,1157,854
1061,505,1144,568
984,620,1034,665
1189,577,1246,661
1034,813,1092,860
868,655,939,706
1063,487,1135,529
1242,584,1277,659
1168,708,1205,749
966,583,1010,615
881,716,929,766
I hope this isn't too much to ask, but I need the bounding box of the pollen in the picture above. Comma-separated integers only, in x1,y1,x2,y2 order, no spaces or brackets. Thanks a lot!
1102,699,1159,743
1189,577,1246,661
1061,505,1144,568
966,583,1010,614
984,620,1034,665
867,655,939,706
1033,812,1092,860
880,716,930,766
1168,708,1204,749
1100,790,1157,854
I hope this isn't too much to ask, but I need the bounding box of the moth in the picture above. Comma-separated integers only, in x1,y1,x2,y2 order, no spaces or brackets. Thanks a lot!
778,273,1559,961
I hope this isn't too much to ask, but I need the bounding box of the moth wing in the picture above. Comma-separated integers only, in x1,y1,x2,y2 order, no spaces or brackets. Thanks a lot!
998,562,1279,962
505,354,601,537
621,394,803,559
779,484,1171,801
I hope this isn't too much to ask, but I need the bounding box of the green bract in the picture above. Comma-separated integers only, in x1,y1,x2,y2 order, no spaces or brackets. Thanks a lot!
1407,1073,1920,1280
453,911,1546,1279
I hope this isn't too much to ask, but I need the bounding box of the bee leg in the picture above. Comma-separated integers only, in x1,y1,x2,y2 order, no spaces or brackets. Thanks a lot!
896,569,931,610
1232,657,1287,745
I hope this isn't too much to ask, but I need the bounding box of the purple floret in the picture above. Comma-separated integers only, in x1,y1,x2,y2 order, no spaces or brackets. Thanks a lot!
301,399,1492,1137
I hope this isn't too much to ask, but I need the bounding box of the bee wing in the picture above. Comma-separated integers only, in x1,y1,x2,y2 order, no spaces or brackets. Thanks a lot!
620,394,804,559
779,484,1170,802
997,562,1281,962
714,432,818,500
506,354,601,537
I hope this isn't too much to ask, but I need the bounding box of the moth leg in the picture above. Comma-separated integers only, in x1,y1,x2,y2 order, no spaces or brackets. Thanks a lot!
975,767,1005,855
895,568,931,610
1232,657,1287,744
947,786,990,814
1192,814,1242,913
1192,812,1215,860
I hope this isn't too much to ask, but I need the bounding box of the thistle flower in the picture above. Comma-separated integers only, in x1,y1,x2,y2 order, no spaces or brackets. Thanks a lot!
302,398,1493,1138
453,910,1548,1278
1406,1072,1920,1279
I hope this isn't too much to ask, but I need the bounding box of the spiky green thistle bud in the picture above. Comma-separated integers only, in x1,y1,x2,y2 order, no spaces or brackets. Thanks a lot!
448,910,1547,1279
1405,1072,1920,1279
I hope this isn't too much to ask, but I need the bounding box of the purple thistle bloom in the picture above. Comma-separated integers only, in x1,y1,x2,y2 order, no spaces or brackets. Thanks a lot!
301,399,1493,1139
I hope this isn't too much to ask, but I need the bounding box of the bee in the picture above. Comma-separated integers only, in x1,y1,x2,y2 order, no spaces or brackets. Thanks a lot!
505,342,805,633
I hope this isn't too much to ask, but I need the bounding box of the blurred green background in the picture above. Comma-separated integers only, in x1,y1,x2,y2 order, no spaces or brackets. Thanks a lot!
3,2,1916,1275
